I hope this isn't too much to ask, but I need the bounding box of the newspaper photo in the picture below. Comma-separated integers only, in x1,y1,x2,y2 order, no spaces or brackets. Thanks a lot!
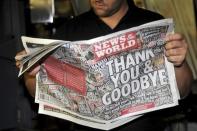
18,19,180,130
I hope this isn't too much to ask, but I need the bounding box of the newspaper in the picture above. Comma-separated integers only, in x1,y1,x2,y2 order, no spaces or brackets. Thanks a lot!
38,103,141,130
18,19,180,130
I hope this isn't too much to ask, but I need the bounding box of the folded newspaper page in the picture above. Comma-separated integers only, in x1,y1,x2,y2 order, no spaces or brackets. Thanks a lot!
38,103,141,130
18,19,180,130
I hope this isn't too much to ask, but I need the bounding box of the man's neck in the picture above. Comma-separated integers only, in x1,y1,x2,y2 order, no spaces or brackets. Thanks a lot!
100,2,129,29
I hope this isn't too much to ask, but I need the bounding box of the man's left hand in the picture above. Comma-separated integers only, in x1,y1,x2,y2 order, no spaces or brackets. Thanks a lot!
165,33,188,66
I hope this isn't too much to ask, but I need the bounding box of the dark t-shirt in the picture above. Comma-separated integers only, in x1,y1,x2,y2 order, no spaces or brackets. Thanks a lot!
54,4,163,41
53,3,167,131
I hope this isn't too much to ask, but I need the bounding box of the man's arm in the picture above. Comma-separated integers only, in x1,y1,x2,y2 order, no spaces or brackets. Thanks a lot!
165,33,193,98
15,50,39,97
175,62,193,98
23,65,40,97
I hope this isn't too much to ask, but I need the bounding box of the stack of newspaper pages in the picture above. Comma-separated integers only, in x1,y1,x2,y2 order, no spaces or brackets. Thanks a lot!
17,19,180,130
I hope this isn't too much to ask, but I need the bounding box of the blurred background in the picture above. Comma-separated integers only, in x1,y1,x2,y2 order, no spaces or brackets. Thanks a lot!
0,0,196,131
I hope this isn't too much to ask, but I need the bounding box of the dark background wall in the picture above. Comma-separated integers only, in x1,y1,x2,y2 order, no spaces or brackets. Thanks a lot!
0,0,37,130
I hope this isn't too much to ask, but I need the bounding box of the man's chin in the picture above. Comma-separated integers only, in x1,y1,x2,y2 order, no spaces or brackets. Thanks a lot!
94,10,110,17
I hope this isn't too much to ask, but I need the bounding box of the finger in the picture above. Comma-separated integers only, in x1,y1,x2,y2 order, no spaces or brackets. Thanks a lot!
165,33,184,42
15,50,27,60
165,48,186,57
15,61,21,68
166,55,185,66
165,40,187,50
16,50,27,56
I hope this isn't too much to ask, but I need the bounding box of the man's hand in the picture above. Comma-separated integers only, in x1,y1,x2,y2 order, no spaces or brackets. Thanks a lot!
165,33,193,98
165,33,187,66
15,50,41,76
15,50,27,69
15,50,39,97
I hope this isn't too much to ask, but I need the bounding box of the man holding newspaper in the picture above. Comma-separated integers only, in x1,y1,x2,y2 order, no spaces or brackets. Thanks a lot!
16,0,193,130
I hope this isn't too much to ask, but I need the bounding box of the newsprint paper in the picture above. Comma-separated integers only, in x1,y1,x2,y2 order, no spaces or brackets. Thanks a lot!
17,19,180,130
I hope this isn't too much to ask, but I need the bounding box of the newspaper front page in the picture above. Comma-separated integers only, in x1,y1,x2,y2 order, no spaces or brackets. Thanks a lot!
19,19,180,130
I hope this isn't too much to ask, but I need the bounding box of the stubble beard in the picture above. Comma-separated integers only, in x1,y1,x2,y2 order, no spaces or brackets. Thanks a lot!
91,1,123,18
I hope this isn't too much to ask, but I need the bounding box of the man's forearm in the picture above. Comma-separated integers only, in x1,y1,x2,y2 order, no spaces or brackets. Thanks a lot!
24,73,36,97
175,61,193,98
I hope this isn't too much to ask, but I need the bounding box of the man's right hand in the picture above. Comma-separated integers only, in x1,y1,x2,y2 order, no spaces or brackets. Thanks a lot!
15,50,40,97
15,50,26,69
